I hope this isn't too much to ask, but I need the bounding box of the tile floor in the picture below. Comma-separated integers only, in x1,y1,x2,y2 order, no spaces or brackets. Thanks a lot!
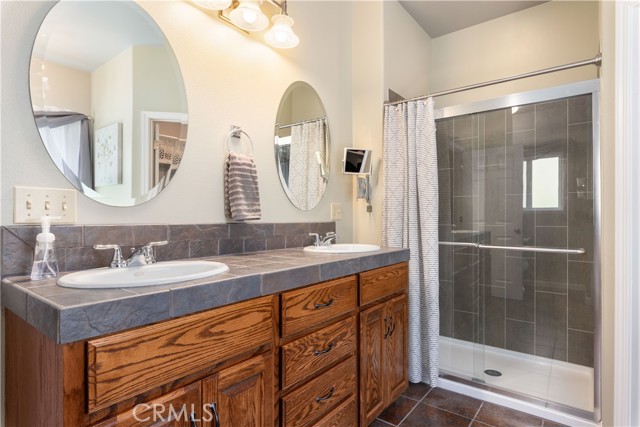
369,383,569,427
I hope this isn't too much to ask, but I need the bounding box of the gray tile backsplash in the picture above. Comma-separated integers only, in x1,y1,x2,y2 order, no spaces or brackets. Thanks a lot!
1,221,336,277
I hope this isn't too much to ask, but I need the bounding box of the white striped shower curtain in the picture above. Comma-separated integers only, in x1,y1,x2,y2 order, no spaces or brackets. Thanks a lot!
382,97,440,387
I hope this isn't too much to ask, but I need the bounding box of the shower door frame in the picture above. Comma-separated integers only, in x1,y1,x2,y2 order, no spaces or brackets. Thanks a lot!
435,79,601,423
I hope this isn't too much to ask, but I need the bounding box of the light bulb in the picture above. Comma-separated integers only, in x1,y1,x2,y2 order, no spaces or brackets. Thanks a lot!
193,0,232,10
229,1,268,32
242,9,257,24
264,14,299,49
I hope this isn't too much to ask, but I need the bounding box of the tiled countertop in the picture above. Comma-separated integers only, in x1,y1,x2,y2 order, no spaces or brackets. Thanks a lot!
1,247,409,344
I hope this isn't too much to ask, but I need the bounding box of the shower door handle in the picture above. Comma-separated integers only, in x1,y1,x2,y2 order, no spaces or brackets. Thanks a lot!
438,241,585,255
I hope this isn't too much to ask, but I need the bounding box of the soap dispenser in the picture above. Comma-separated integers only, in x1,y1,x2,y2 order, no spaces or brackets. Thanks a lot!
30,216,59,280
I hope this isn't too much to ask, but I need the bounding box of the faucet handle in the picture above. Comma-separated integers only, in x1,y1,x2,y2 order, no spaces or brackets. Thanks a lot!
93,244,127,268
146,240,168,248
308,233,321,246
140,240,168,264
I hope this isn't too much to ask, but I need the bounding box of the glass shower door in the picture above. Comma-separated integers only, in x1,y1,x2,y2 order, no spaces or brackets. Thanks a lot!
437,85,597,417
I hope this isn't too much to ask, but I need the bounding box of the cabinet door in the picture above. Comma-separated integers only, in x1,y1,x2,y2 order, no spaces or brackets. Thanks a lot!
202,352,274,427
385,294,408,404
92,382,202,427
359,303,386,427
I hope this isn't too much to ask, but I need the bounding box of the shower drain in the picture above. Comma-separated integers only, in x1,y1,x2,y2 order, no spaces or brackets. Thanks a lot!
484,369,502,377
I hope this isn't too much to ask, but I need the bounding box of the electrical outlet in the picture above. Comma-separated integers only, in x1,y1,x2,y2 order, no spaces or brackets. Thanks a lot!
330,203,342,220
14,186,77,224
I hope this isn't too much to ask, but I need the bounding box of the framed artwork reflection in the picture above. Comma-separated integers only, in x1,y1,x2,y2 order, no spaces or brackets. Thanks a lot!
94,122,122,186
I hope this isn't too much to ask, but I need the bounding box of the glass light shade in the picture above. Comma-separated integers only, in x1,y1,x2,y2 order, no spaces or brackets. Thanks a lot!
264,14,299,49
193,0,232,10
229,1,269,32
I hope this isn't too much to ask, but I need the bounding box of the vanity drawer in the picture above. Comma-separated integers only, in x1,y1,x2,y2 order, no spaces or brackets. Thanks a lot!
281,357,357,427
360,262,408,306
87,296,275,413
281,316,356,390
314,395,357,427
281,275,357,337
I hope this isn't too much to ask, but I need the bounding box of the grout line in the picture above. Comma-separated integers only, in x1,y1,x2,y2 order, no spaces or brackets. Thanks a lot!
470,401,485,425
394,398,421,426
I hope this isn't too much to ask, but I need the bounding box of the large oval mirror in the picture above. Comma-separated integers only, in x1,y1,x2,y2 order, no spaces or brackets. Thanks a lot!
274,82,330,210
30,0,188,207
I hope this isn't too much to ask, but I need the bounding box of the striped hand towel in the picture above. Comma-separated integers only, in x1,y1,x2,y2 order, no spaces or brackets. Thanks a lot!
224,152,262,221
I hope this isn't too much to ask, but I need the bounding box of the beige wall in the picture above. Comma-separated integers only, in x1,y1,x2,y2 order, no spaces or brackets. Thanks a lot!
92,47,134,202
431,1,599,108
0,1,355,241
351,0,431,245
351,1,384,245
29,58,92,115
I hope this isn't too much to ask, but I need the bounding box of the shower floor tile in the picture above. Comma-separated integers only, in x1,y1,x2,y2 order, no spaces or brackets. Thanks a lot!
369,385,569,427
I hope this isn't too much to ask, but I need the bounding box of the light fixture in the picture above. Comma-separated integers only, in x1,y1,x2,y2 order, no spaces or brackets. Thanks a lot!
201,0,299,49
264,2,299,49
193,0,232,10
229,1,269,32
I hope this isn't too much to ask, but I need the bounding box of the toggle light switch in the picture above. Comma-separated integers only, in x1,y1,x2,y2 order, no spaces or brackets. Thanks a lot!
14,186,77,224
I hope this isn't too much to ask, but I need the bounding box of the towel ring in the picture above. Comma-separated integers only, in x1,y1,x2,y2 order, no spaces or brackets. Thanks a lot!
225,125,254,156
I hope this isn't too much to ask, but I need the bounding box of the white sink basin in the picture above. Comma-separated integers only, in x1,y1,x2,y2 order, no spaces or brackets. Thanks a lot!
57,260,230,289
303,243,381,254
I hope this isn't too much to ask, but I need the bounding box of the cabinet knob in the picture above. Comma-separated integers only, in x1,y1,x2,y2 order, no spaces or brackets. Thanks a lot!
314,298,334,309
315,386,335,403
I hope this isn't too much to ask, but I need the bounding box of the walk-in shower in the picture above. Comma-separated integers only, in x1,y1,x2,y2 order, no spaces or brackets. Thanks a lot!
435,80,600,423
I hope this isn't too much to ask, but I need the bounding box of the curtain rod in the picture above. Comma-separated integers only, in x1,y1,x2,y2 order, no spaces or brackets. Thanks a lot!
276,116,326,130
384,53,602,106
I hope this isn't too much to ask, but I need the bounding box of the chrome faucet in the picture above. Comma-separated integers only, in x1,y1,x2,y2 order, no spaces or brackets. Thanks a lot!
308,232,338,247
94,241,168,268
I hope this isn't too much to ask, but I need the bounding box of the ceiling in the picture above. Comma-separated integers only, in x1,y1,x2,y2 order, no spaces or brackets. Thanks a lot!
398,1,548,38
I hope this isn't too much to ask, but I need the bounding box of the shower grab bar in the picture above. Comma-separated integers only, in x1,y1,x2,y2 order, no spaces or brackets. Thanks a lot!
439,241,585,255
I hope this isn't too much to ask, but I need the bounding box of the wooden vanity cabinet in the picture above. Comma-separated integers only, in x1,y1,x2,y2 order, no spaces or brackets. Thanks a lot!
359,264,409,426
5,261,409,427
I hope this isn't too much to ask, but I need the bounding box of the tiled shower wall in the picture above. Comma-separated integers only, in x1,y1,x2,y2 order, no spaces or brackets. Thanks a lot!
437,94,595,367
1,222,335,278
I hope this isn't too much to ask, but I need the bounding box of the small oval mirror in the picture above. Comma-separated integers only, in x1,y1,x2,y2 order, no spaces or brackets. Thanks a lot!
274,82,330,210
30,0,188,206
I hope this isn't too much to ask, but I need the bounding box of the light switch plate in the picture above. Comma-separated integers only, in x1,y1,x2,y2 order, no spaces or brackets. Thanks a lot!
330,203,342,220
14,186,77,224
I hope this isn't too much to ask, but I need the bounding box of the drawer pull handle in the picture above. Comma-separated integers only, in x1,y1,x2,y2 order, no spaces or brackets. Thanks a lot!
313,342,335,356
315,387,335,403
388,315,396,337
208,402,220,427
189,412,198,427
314,299,334,309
